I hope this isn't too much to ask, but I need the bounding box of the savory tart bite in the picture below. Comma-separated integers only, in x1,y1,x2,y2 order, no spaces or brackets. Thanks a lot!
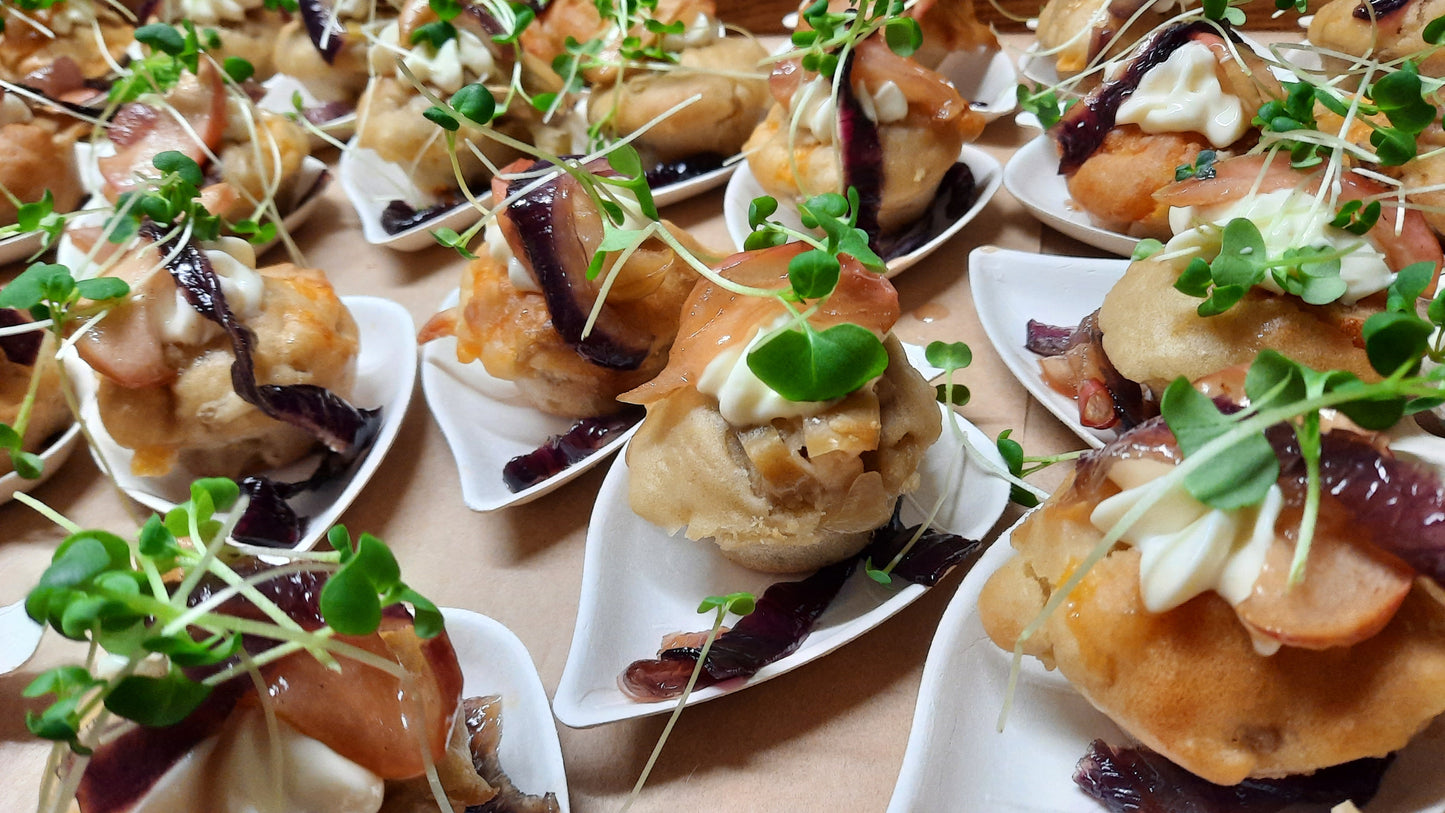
420,157,716,417
1307,0,1445,81
527,0,771,170
270,0,404,113
0,90,85,230
94,58,312,228
0,0,138,98
1032,153,1444,431
75,231,362,479
1051,20,1282,238
354,0,569,206
0,308,70,478
979,415,1445,786
621,243,942,573
742,17,985,253
151,0,286,80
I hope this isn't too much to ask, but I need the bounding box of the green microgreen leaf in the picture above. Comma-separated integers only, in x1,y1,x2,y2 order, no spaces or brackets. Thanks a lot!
1159,377,1279,509
697,591,756,615
451,83,496,125
787,250,841,300
222,56,255,84
747,322,888,402
105,669,212,727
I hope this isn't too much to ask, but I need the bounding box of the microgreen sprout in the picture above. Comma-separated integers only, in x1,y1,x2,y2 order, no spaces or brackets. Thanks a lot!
0,189,67,258
1171,217,1369,314
1016,82,1075,130
623,591,756,811
1255,69,1440,168
20,485,443,812
111,22,223,104
1174,149,1217,182
0,261,129,478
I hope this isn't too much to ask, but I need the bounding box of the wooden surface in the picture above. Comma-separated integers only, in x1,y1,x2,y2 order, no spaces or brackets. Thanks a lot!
1,30,1145,813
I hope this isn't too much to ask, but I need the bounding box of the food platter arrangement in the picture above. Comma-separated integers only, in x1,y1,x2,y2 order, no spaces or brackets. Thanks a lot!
3,0,1445,810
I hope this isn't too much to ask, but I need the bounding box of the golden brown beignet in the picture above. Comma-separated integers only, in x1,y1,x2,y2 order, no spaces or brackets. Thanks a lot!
625,335,940,573
587,36,770,162
0,116,84,228
980,464,1445,786
85,260,359,478
0,333,70,478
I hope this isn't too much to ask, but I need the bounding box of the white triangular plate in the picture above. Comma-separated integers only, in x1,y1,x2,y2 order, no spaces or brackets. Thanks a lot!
940,46,1018,122
968,246,1126,449
887,513,1445,812
63,296,416,551
338,145,491,251
1004,135,1138,257
650,161,737,207
0,231,47,266
257,73,358,144
722,145,1003,277
420,293,639,512
444,607,571,811
0,422,81,505
553,402,1010,728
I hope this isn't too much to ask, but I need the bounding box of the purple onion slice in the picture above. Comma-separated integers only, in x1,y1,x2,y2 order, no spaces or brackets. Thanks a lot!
1075,739,1393,813
298,0,345,64
505,159,654,370
1055,20,1223,175
836,49,885,244
502,406,642,492
1354,0,1410,19
1025,318,1074,356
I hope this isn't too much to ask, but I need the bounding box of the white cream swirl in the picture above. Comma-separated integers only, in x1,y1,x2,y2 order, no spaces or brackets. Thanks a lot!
158,237,265,345
1116,40,1248,148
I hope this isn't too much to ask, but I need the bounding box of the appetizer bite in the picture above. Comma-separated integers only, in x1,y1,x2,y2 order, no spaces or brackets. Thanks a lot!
1031,150,1444,431
270,0,404,117
419,155,717,418
1049,19,1282,238
151,0,286,80
75,231,363,479
980,393,1445,795
353,0,567,228
742,0,985,257
621,212,942,572
0,0,139,101
21,482,560,812
527,0,771,179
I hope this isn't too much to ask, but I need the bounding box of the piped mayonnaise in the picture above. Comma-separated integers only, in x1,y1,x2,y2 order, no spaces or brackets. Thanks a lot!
1165,187,1395,305
1115,40,1248,148
659,11,722,51
1089,456,1283,615
790,76,911,145
697,314,840,426
158,237,266,345
485,218,538,293
129,706,385,813
382,22,496,94
163,0,264,26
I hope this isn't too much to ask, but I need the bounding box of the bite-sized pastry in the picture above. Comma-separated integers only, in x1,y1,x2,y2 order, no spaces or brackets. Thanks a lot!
0,309,70,478
1052,20,1282,237
355,0,568,202
419,158,717,417
744,34,984,243
1033,153,1444,429
0,90,85,228
152,0,286,79
60,561,561,813
75,233,361,478
979,416,1445,786
905,0,999,70
271,0,405,110
1307,0,1445,80
0,0,137,96
1034,0,1180,78
622,243,942,573
95,59,311,226
585,34,771,165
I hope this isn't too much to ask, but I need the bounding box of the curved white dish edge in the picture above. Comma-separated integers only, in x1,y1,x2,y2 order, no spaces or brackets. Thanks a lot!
968,246,1126,450
553,403,1010,728
1004,135,1139,258
722,145,1004,277
445,607,571,812
0,422,81,505
62,296,416,552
